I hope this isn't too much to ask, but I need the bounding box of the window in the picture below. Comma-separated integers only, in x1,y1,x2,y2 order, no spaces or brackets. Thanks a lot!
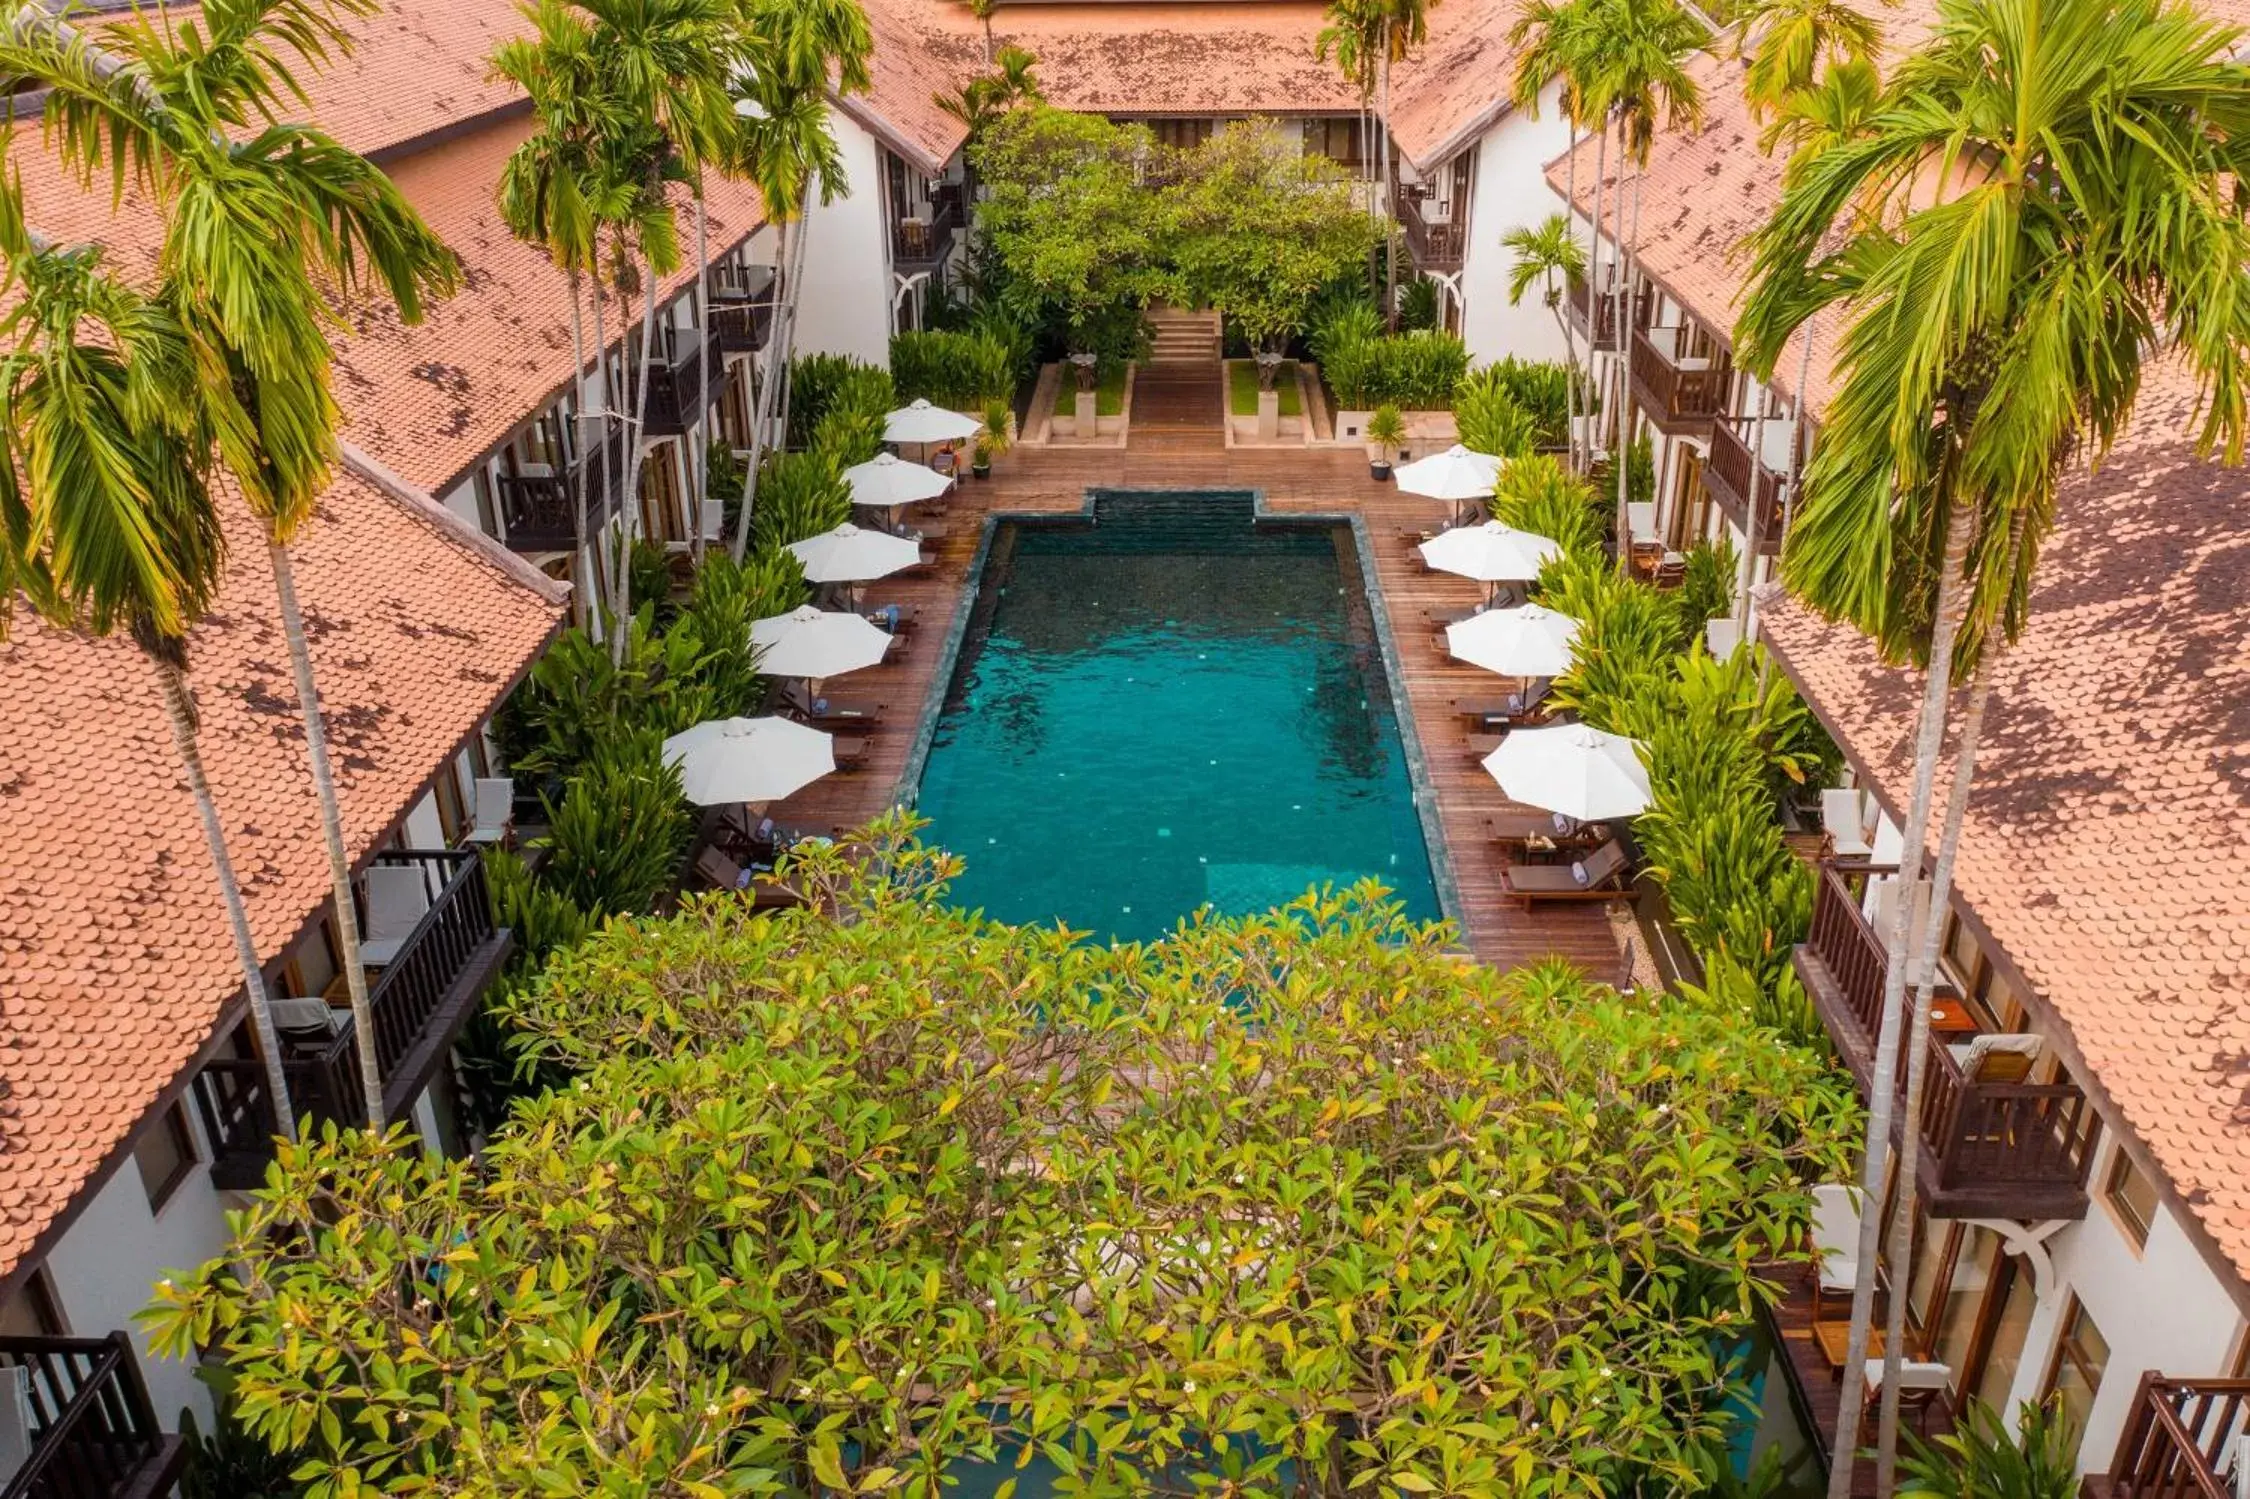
1973,1258,2036,1414
0,1269,65,1337
2105,1148,2160,1249
2043,1297,2111,1460
432,762,469,845
134,1103,198,1212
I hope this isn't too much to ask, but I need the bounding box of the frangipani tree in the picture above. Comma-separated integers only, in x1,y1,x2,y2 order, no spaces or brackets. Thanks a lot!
1164,122,1380,388
151,817,1855,1496
0,0,459,1128
1737,0,2250,1489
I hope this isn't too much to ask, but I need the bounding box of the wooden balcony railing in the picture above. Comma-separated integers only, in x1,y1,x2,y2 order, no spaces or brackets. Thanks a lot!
0,1333,182,1499
645,330,727,438
1628,325,1730,431
1704,416,1789,552
1796,859,2095,1219
1564,269,1622,351
2109,1376,2250,1499
1392,184,1465,273
892,185,962,270
496,427,629,553
708,296,773,355
193,849,505,1188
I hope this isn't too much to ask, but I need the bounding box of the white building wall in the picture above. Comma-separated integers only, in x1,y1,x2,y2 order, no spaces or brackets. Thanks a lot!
1458,89,1574,368
792,112,892,366
42,1143,231,1429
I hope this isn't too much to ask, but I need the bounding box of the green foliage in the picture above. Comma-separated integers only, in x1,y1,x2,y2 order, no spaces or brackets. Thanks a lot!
890,327,1017,409
1308,294,1383,368
484,845,595,966
1396,273,1440,331
153,817,1856,1497
809,394,886,466
979,394,1014,456
1900,1398,2082,1499
1455,371,1537,458
1363,401,1406,451
500,613,726,783
1627,433,1656,506
177,1391,304,1499
533,729,692,919
672,547,806,720
626,538,673,627
751,448,851,553
703,436,744,502
972,105,1168,367
1676,534,1739,640
1494,454,1605,554
785,353,893,450
1163,122,1381,356
1322,328,1469,409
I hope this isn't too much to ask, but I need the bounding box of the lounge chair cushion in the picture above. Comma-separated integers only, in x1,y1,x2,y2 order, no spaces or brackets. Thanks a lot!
1949,1031,2042,1083
1863,1360,1951,1394
1812,1183,1861,1291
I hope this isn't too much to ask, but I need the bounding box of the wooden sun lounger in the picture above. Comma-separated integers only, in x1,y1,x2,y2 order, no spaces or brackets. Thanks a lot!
1487,809,1569,846
792,697,888,727
1500,839,1635,907
831,734,873,772
1462,733,1505,762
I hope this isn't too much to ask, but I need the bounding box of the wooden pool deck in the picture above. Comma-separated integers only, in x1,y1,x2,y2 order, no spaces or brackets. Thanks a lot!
765,437,1625,982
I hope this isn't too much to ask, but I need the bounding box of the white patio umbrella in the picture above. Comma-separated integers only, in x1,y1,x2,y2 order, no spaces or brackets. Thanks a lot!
883,398,981,446
844,451,951,511
785,522,924,585
1445,604,1581,678
1394,444,1502,522
1419,521,1564,589
749,604,894,681
662,716,834,806
1481,724,1653,822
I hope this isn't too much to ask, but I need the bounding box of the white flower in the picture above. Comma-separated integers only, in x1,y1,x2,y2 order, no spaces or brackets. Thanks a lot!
1182,1380,1196,1394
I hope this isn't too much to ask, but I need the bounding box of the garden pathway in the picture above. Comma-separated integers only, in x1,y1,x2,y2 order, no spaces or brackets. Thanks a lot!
766,441,1627,983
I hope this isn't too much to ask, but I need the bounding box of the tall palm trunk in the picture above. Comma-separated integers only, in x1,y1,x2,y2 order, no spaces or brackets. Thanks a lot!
690,193,710,566
1563,121,1580,471
613,262,662,664
266,539,385,1127
1750,332,1817,650
587,270,612,631
144,634,297,1140
775,212,813,441
564,266,591,627
730,217,789,564
1609,156,1638,569
1380,34,1398,331
1825,486,1976,1499
1584,125,1608,473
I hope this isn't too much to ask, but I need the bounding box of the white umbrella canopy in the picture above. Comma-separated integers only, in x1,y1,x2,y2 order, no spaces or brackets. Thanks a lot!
844,451,952,509
883,398,981,446
785,522,924,584
1481,724,1653,822
662,716,835,806
1419,520,1564,584
1394,444,1503,502
749,605,894,680
1445,604,1581,678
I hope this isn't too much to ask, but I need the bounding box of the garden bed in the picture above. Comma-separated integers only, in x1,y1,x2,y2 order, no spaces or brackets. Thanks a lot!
1227,359,1301,417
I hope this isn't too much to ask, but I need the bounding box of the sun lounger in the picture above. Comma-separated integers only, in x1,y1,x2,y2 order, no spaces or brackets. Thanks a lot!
792,697,887,727
1487,809,1580,847
1463,733,1505,761
1500,839,1633,906
831,734,872,772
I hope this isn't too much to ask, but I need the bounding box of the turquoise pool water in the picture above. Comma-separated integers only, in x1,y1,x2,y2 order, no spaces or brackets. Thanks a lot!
913,491,1440,944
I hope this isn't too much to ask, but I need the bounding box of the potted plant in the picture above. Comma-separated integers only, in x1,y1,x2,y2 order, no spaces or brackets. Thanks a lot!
1365,403,1406,480
980,395,1014,465
971,438,992,479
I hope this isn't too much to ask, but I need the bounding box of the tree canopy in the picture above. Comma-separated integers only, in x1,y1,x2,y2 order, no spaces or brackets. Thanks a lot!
1164,123,1381,366
153,818,1852,1498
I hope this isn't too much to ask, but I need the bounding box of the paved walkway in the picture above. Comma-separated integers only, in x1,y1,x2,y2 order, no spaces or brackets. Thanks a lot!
767,422,1626,982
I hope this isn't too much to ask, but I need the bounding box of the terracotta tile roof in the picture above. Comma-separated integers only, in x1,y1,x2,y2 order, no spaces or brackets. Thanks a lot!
1759,362,2250,1288
852,0,1528,175
0,467,563,1284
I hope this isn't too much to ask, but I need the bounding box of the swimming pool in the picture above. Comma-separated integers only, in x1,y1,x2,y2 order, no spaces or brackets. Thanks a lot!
911,490,1442,944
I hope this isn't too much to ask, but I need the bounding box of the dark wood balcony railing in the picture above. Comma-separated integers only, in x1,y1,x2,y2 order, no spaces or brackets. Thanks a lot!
1392,184,1465,274
708,296,774,355
496,427,629,553
892,184,962,270
1628,325,1730,431
2109,1376,2250,1499
1795,859,2096,1219
0,1333,183,1499
645,330,728,438
1705,416,1789,552
1563,269,1622,351
193,849,507,1188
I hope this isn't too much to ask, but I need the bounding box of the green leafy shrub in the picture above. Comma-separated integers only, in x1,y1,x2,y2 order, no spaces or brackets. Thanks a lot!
1464,357,1575,448
159,818,1857,1498
177,1393,304,1499
890,328,1015,408
1900,1398,2082,1499
1308,294,1382,367
627,539,674,627
786,355,894,450
1676,535,1738,640
1322,329,1468,409
1396,273,1439,331
667,549,805,720
1454,374,1536,458
1493,454,1605,554
751,449,851,554
533,729,692,919
810,396,887,466
498,613,723,783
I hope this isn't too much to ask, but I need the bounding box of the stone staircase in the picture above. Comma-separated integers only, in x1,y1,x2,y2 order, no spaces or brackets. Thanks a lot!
1144,305,1222,365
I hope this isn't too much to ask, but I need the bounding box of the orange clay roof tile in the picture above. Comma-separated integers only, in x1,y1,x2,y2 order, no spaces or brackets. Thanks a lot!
0,467,563,1284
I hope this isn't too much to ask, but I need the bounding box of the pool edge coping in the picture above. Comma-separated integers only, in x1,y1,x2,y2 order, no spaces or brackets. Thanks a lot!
891,488,1470,942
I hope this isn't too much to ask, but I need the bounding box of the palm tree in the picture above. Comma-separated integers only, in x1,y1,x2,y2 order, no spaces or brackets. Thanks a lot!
1316,0,1383,302
1573,0,1704,572
0,0,460,1129
1738,1,2250,1491
1502,214,1587,459
0,183,301,1140
1368,0,1438,328
1732,0,1883,123
962,0,996,64
1509,0,1605,473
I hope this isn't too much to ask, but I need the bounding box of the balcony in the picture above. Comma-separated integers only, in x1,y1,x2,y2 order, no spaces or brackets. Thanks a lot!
645,329,728,439
2108,1375,2250,1499
193,848,510,1189
1563,269,1623,352
1795,860,2097,1220
892,184,962,274
1393,183,1465,275
1704,416,1793,552
708,294,773,356
495,427,629,553
1629,325,1730,434
0,1333,184,1499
